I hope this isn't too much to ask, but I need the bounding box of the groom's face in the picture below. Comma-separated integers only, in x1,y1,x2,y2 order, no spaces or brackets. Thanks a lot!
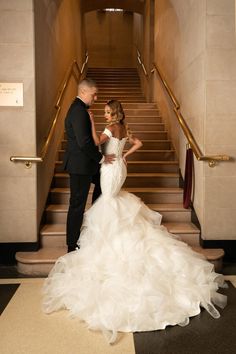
83,86,98,107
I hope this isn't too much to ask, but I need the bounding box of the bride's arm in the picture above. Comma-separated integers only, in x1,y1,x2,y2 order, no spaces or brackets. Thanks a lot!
123,136,143,163
89,110,110,146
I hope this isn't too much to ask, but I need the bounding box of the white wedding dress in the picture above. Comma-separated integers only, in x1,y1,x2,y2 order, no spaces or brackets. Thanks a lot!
42,129,227,343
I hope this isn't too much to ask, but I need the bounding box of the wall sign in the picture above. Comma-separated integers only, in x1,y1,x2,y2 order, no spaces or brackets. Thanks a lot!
0,83,23,106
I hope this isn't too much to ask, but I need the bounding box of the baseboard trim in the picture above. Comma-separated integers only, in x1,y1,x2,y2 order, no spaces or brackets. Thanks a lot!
200,239,236,262
0,242,39,265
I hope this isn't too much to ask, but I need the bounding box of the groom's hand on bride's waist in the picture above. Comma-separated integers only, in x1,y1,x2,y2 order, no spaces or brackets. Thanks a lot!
103,154,116,164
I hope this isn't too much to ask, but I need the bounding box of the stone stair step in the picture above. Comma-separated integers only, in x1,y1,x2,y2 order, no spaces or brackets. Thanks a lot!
87,69,138,73
94,76,140,80
63,130,168,140
97,88,143,93
15,242,224,275
39,223,199,249
94,116,163,123
55,160,178,173
97,88,142,93
124,172,179,187
45,202,191,224
87,76,140,80
87,74,139,78
93,103,157,109
16,248,67,275
126,150,176,161
97,84,141,88
97,97,146,102
97,94,145,98
92,75,140,78
94,122,165,130
92,109,160,116
58,149,175,162
40,222,199,238
87,73,139,77
39,222,200,248
191,247,224,272
60,139,171,150
53,172,179,188
149,203,191,222
50,187,184,204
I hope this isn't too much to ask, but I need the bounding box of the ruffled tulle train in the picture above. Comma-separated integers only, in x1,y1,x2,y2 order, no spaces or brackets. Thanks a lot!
42,191,227,343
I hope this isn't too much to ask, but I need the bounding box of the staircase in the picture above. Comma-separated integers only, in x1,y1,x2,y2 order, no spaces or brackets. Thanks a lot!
16,67,224,275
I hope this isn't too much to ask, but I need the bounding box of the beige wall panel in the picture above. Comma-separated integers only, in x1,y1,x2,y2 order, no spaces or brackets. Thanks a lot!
206,117,236,146
207,15,236,48
204,206,236,240
204,0,236,240
0,210,37,243
85,11,134,67
0,0,36,243
181,84,205,147
0,0,32,11
0,44,34,79
207,0,235,15
205,176,236,210
206,81,236,115
0,111,35,151
0,177,36,210
206,48,236,80
204,175,236,240
0,0,84,243
0,10,33,43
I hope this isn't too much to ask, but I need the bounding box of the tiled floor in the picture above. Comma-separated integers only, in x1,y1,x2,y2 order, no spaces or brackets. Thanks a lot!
134,281,236,354
0,264,236,354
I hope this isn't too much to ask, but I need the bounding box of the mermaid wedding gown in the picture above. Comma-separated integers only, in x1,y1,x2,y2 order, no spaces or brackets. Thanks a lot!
42,129,227,343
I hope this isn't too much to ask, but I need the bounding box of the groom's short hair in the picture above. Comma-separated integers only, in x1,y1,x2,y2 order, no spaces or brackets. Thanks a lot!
78,78,97,92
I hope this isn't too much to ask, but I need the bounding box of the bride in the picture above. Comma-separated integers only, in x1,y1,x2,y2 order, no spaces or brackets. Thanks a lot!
42,100,227,343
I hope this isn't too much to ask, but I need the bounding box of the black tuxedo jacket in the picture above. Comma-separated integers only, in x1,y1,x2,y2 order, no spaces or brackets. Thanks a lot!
62,97,102,175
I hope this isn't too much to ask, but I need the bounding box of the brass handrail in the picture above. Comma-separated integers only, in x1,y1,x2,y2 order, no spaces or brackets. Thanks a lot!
152,62,231,167
151,63,179,109
10,57,87,168
136,49,148,76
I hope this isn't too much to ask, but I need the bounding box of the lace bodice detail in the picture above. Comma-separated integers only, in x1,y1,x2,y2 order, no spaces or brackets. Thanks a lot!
101,128,127,158
100,128,128,197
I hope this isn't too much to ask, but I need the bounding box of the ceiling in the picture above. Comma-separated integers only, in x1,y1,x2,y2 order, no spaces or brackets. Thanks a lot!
81,0,145,14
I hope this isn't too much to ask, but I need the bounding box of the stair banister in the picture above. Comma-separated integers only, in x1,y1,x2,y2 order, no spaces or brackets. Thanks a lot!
10,56,88,168
152,62,231,167
136,49,148,77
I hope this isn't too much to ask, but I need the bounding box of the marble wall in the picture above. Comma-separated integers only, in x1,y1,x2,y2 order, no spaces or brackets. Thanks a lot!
153,0,236,240
204,0,236,239
0,0,37,242
84,11,135,68
0,0,84,243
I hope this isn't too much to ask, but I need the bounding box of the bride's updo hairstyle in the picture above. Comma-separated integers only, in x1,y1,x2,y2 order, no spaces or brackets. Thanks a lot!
106,99,132,138
106,99,125,124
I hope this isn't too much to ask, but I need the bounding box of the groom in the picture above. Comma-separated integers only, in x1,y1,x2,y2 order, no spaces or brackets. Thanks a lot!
63,78,115,252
